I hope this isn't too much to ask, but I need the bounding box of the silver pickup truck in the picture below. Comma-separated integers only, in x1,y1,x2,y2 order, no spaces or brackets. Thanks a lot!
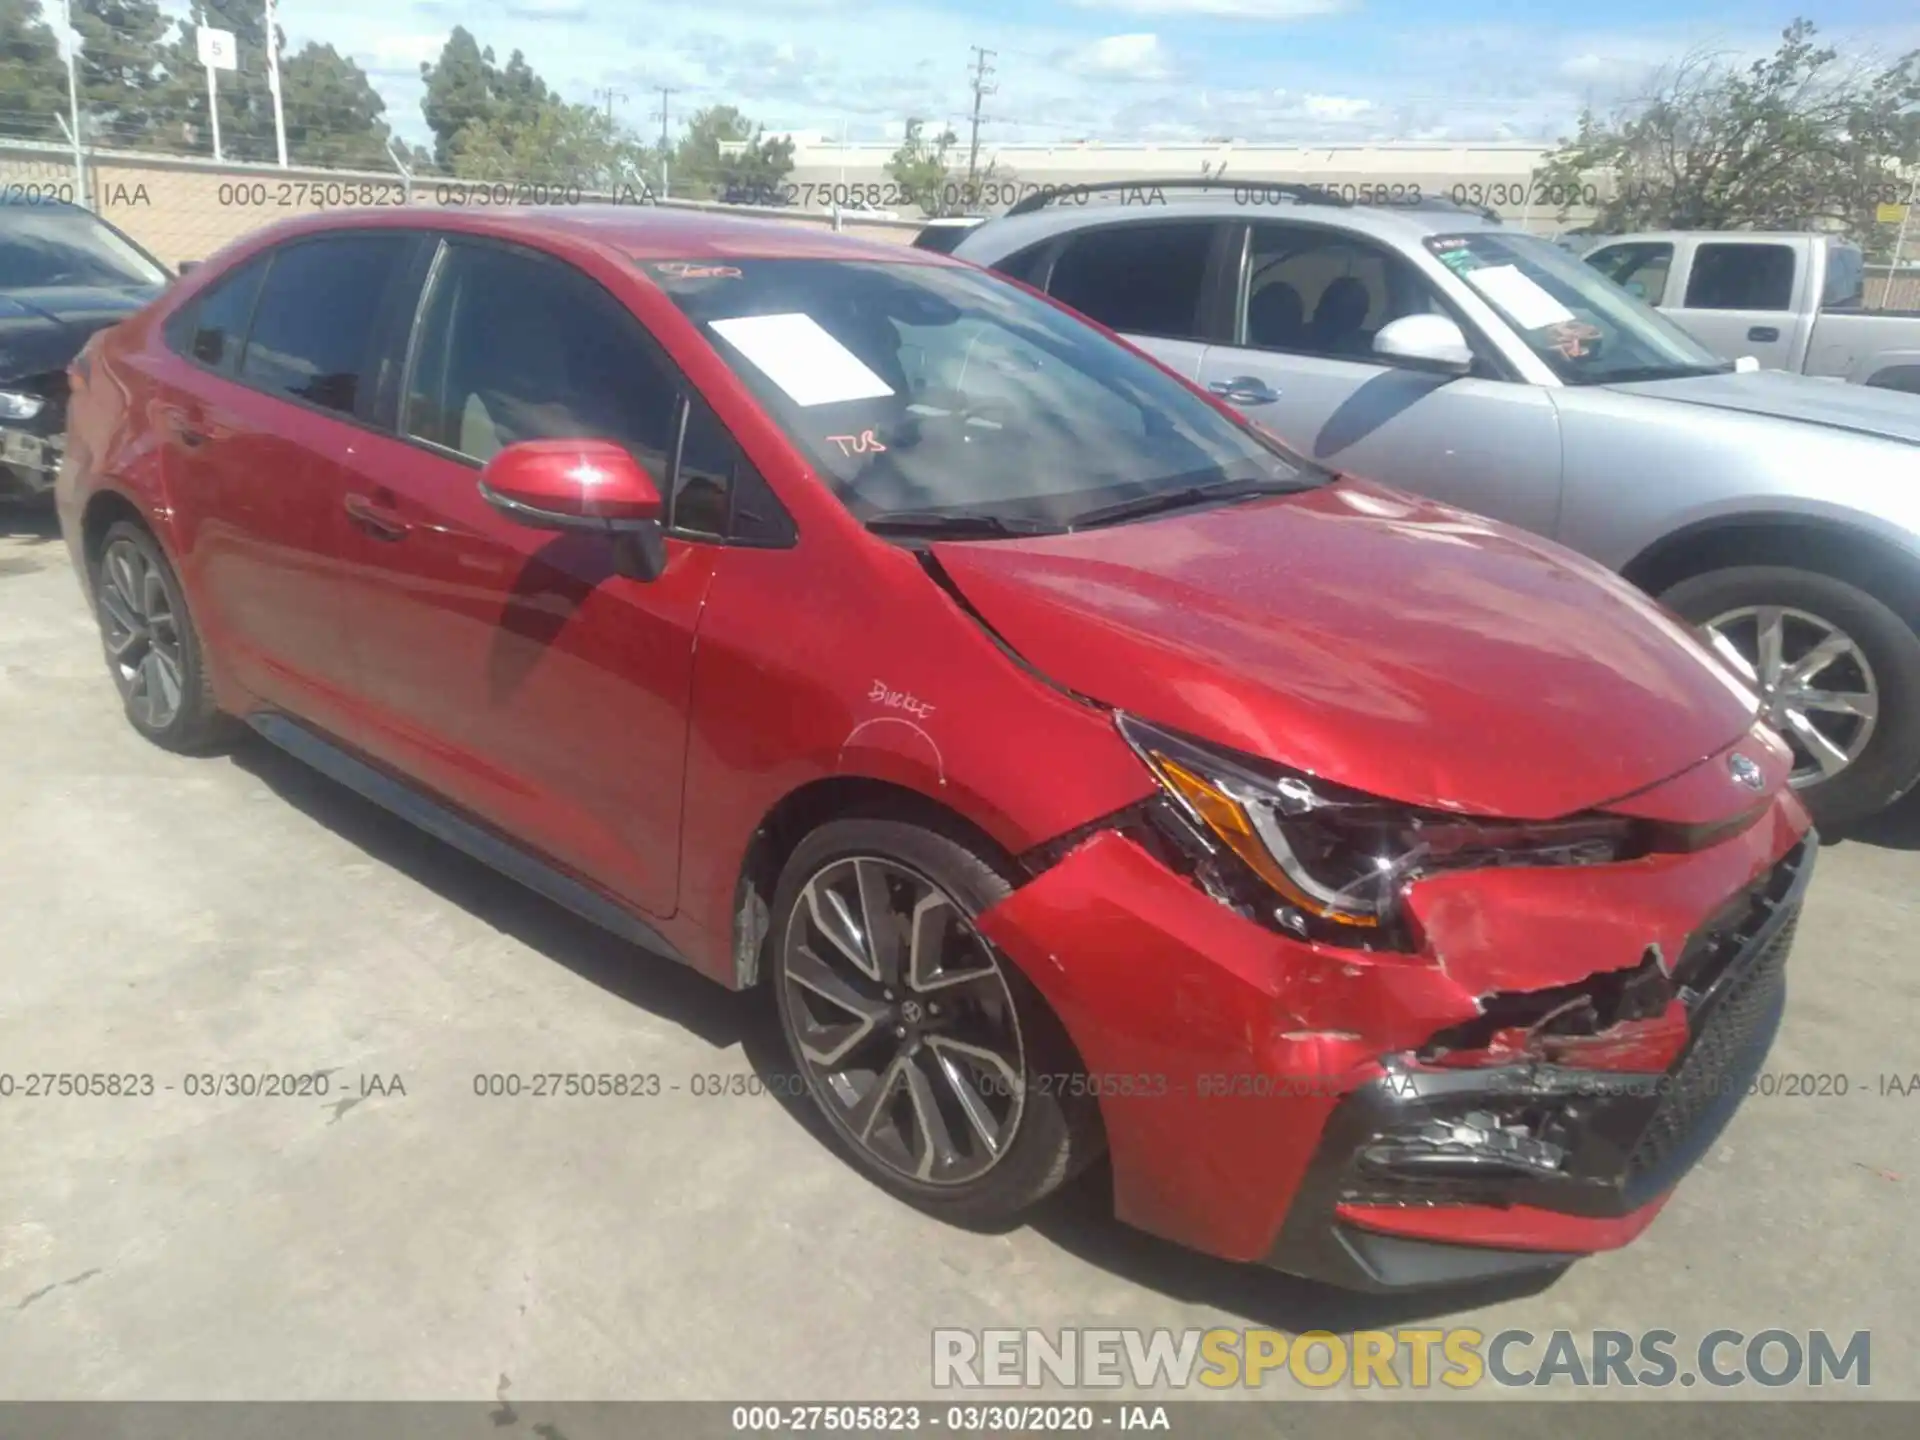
1584,232,1920,393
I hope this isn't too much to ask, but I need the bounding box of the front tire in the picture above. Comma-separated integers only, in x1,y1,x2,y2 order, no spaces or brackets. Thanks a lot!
1662,565,1920,831
92,521,236,753
769,816,1101,1226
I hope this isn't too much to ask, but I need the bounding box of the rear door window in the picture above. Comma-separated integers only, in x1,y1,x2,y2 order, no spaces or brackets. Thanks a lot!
1683,244,1796,311
238,234,413,416
1044,222,1218,341
1821,246,1864,310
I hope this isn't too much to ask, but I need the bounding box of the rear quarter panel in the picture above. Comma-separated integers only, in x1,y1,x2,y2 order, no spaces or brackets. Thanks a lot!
1806,311,1920,389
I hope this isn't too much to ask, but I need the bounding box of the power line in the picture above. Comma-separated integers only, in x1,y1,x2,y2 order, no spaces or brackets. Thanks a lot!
596,87,628,125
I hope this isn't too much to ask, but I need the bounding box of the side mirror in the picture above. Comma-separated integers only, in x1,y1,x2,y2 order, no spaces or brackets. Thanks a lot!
1372,314,1474,377
478,439,668,581
1734,356,1762,373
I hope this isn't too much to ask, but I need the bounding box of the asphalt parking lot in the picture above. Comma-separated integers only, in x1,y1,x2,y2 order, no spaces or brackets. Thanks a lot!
2,502,1917,1406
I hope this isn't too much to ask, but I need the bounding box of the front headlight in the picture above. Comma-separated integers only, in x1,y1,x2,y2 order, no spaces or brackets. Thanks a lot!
1117,714,1636,946
0,390,46,421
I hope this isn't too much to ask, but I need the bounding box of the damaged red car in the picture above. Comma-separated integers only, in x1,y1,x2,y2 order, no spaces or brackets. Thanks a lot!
60,209,1812,1291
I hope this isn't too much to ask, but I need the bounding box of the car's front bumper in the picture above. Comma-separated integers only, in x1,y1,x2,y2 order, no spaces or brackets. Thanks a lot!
0,378,69,496
974,788,1812,1288
1,425,63,494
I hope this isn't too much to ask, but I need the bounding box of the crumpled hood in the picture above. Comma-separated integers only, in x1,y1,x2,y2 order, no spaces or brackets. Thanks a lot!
0,284,156,382
1607,369,1920,445
932,481,1760,819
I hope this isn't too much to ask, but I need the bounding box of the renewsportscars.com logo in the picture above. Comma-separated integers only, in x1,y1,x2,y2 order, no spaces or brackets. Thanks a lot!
932,1327,1871,1391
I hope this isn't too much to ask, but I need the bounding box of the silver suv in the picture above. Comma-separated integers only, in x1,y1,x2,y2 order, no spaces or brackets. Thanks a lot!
949,181,1920,830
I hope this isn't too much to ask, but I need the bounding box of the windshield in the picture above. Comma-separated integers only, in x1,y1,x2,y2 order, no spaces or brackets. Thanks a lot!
649,257,1323,530
0,204,171,291
1426,231,1729,385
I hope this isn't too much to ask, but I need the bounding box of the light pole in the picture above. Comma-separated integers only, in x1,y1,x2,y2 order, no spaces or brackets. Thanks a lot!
58,0,86,207
264,0,288,167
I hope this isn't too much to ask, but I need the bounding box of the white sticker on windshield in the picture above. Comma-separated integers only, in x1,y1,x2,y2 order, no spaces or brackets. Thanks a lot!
1463,264,1574,330
708,313,895,407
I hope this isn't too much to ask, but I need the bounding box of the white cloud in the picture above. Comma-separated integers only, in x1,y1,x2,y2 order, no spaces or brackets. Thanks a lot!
1300,92,1371,120
502,0,593,18
1069,0,1352,17
361,33,450,68
270,2,1920,158
1064,34,1175,81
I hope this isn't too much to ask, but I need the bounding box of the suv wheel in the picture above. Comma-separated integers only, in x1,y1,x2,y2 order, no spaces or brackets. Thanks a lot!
1662,565,1920,831
769,817,1101,1225
93,521,235,753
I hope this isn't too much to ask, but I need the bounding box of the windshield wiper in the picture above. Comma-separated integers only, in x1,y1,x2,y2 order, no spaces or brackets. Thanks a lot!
1065,475,1308,531
864,510,1061,538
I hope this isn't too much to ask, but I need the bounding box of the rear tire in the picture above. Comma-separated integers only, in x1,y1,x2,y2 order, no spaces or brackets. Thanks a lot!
769,816,1102,1226
91,521,237,754
1661,565,1920,831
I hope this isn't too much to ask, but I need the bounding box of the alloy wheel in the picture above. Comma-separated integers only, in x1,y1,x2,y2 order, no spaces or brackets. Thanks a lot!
1704,604,1879,788
780,856,1027,1187
97,538,186,732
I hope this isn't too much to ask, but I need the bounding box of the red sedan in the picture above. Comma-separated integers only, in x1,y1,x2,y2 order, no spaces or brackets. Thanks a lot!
58,207,1811,1291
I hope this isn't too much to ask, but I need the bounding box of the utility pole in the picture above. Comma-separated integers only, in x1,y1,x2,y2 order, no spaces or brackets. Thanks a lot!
656,87,674,198
596,87,628,125
965,47,995,190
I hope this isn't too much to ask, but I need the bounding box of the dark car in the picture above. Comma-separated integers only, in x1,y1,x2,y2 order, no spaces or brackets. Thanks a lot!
0,195,169,501
60,206,1810,1291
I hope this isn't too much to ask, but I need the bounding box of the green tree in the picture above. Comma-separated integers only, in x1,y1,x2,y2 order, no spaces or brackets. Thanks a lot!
141,5,392,167
0,0,71,142
449,99,645,189
418,29,560,176
1539,20,1920,256
885,117,960,216
419,26,495,170
150,1,277,160
492,49,551,135
671,104,793,198
72,0,172,148
279,42,393,169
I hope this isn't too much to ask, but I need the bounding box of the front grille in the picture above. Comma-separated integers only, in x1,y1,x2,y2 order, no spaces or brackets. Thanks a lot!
1627,904,1796,1179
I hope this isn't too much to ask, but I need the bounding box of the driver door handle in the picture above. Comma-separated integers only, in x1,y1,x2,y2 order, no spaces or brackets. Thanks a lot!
1747,326,1780,342
344,492,410,541
1208,375,1281,406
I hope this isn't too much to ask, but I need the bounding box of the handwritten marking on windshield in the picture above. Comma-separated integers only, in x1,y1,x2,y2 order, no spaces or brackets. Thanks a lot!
827,430,889,456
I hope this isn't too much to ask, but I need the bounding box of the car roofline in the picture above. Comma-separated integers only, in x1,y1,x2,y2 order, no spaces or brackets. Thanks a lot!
951,194,1509,264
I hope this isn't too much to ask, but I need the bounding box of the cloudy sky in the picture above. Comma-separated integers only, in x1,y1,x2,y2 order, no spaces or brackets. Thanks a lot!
197,0,1920,148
